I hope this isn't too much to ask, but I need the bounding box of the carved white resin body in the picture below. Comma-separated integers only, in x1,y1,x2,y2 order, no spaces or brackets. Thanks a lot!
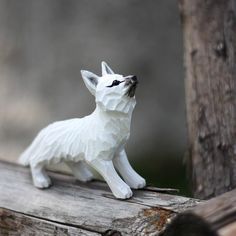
19,62,146,199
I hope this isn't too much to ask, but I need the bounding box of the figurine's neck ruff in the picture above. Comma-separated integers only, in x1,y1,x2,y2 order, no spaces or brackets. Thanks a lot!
92,104,133,143
96,96,136,115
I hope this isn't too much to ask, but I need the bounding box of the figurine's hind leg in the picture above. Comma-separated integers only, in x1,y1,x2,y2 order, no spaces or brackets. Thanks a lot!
30,163,52,189
66,161,93,182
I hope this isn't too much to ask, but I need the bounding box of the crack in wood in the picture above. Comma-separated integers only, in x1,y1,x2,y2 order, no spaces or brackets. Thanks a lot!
102,229,122,236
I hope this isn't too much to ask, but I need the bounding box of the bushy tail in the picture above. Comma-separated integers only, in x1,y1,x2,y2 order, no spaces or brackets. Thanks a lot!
18,145,32,166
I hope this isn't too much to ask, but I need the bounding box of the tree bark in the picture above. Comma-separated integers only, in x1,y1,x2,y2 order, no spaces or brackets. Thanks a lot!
179,0,236,199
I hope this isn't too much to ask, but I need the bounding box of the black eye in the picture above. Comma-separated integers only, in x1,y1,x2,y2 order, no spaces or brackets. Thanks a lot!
113,80,120,86
107,80,121,88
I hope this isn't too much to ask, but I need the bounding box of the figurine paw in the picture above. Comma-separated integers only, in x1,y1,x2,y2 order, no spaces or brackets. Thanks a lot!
76,174,93,182
128,177,146,189
33,175,52,189
113,184,133,199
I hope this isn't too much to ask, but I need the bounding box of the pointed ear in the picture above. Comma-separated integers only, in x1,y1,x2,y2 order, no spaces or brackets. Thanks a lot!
81,70,99,96
101,61,114,76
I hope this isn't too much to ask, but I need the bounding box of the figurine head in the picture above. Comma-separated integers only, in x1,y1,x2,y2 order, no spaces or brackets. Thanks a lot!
81,62,137,114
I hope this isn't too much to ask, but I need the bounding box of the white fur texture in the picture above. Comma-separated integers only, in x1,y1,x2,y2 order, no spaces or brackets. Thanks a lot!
19,61,146,199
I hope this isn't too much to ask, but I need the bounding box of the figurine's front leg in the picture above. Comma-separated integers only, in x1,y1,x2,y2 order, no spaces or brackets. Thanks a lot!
113,149,146,189
88,158,132,199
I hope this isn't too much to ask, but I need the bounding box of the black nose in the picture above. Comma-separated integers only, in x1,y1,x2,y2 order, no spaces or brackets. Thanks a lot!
131,75,138,83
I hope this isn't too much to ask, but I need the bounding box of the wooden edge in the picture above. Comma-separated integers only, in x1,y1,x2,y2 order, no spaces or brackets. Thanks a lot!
144,186,179,194
160,189,236,236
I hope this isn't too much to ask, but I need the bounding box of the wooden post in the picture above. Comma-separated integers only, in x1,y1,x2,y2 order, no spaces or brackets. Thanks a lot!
178,0,236,199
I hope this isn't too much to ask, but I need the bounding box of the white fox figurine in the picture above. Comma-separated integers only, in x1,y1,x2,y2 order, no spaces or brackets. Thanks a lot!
19,62,146,199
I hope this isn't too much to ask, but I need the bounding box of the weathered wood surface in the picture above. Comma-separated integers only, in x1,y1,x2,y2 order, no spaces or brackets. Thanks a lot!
179,0,236,199
161,188,236,236
0,208,98,236
0,161,200,235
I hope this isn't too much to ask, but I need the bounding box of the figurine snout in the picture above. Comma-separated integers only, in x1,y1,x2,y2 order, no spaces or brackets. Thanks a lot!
125,75,138,85
131,75,138,83
125,75,138,98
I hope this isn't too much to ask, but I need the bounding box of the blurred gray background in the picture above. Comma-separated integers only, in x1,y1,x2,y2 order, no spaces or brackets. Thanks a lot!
0,1,188,194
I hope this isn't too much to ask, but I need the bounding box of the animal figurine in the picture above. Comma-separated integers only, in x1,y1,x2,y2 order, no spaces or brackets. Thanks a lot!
19,62,146,199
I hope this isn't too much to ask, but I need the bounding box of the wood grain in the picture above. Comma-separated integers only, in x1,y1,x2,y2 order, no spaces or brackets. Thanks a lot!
0,161,199,235
0,208,99,236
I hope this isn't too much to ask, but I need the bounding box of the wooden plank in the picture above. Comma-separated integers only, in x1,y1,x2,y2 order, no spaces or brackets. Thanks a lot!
0,161,199,235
